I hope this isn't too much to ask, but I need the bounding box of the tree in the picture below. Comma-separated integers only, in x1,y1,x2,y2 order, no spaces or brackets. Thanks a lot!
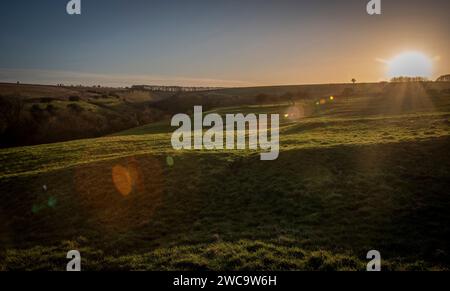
390,76,428,83
0,96,24,126
349,79,357,101
436,74,450,82
0,96,27,146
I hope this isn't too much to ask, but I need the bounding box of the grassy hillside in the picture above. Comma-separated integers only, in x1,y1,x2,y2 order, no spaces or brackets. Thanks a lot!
2,81,449,147
0,83,170,147
1,82,450,270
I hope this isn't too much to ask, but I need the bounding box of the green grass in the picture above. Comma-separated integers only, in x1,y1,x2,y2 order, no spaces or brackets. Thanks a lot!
1,92,450,271
3,240,445,271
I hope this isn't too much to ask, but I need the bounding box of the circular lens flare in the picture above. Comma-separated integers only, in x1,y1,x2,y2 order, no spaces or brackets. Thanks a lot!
112,165,133,196
285,105,305,120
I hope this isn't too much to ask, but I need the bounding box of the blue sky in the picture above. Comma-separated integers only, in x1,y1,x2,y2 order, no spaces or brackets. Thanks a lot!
0,0,448,86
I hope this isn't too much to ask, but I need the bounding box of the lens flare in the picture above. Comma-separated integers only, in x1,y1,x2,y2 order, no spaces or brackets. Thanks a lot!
112,165,133,196
166,156,175,167
73,155,165,231
285,105,305,120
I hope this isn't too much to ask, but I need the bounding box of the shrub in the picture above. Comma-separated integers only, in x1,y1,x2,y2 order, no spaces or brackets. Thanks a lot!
46,104,57,115
69,96,80,102
67,103,84,113
40,97,56,103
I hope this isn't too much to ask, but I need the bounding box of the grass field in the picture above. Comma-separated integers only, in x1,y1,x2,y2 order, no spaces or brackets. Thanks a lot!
1,84,450,271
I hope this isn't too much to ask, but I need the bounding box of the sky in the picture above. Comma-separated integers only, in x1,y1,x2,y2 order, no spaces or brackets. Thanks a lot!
0,0,448,87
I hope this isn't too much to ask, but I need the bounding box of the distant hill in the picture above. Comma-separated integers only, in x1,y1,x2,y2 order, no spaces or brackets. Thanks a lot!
1,81,450,147
0,83,170,147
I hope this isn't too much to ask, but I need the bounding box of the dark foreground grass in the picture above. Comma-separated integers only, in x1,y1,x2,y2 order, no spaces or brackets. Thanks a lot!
1,92,450,271
1,137,449,271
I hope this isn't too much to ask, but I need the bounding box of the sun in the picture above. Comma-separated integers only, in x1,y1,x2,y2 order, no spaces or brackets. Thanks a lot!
386,51,433,79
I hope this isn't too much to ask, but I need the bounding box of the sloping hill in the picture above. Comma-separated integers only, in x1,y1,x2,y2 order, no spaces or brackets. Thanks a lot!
1,84,450,270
